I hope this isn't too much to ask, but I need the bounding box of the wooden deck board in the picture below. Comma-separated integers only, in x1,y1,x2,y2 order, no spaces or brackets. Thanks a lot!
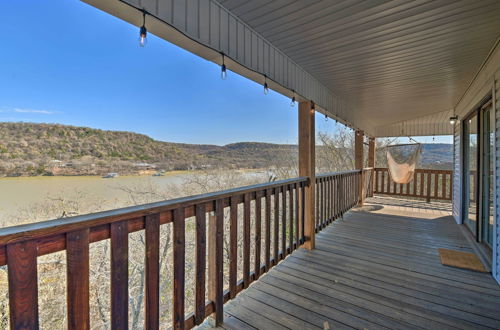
210,205,500,330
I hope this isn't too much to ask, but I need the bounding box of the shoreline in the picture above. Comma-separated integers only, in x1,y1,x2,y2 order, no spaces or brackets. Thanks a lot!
0,168,266,179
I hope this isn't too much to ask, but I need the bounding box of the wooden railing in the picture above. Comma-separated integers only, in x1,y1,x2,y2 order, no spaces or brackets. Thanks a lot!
0,170,369,329
315,170,364,231
374,168,453,201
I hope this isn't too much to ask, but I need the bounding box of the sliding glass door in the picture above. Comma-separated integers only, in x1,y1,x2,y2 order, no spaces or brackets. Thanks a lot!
462,99,493,249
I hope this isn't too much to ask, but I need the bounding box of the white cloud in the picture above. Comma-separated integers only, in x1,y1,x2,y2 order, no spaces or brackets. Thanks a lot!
13,108,55,114
0,107,59,115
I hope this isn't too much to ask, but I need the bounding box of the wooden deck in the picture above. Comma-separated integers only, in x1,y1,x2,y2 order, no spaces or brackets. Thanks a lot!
208,205,500,329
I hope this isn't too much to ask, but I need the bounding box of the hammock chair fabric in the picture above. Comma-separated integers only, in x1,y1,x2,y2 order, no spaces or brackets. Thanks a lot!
386,144,422,184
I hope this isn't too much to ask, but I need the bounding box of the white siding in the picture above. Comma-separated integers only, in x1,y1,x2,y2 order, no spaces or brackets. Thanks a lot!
453,40,500,284
452,121,462,224
374,109,454,137
494,74,499,282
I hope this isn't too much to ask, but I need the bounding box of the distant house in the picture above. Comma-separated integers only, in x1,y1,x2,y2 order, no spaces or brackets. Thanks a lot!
133,162,157,170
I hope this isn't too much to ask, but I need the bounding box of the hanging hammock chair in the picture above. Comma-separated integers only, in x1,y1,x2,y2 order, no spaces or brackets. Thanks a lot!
386,143,422,184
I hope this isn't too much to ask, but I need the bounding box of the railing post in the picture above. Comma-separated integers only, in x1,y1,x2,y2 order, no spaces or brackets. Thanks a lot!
355,130,364,206
298,101,315,250
368,138,376,197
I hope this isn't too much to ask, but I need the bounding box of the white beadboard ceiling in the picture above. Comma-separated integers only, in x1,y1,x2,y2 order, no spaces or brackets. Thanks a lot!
83,0,500,136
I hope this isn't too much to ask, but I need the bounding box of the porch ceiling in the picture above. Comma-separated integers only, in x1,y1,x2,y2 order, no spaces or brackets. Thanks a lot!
82,0,500,137
219,0,500,134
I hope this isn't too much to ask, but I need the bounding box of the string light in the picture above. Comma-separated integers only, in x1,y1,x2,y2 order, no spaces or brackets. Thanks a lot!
220,53,227,80
263,75,269,95
449,115,458,125
139,11,147,47
290,90,296,107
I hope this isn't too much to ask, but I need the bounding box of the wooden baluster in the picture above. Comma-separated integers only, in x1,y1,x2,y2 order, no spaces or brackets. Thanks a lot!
345,174,348,212
441,173,448,199
321,178,325,228
329,177,333,223
173,208,185,329
426,172,432,202
413,173,417,196
243,193,251,288
208,200,224,325
194,205,206,325
327,177,333,224
327,177,331,225
320,179,324,228
300,183,306,242
334,176,338,218
434,172,439,199
229,197,238,298
322,178,326,227
111,221,128,330
294,183,300,248
324,178,328,225
254,191,262,279
7,240,39,329
345,175,347,212
316,179,320,231
341,175,343,213
288,184,294,253
420,172,424,197
273,186,279,263
67,229,90,330
265,189,271,271
145,215,160,330
386,170,391,193
341,174,345,214
281,186,287,257
375,170,378,193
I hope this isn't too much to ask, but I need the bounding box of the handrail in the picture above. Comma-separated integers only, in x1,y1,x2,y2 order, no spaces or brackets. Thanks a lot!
316,169,361,178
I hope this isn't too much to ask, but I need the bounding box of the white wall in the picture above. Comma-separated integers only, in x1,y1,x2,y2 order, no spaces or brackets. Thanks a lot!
453,39,500,284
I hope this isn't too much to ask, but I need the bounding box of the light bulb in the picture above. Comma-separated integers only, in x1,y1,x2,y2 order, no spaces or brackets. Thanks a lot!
325,114,328,122
264,82,269,95
221,64,227,80
139,25,147,47
290,96,295,107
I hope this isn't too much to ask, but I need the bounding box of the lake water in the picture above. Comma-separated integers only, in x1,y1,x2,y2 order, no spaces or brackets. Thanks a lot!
0,170,267,225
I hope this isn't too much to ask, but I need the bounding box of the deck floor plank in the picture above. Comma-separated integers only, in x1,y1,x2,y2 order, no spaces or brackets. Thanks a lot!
211,202,500,330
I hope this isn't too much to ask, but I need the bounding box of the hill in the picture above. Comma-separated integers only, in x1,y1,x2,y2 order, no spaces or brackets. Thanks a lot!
0,122,297,176
0,122,452,176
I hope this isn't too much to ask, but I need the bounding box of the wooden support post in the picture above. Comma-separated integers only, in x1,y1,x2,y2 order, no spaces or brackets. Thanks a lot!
368,137,375,197
208,202,224,325
298,101,315,250
355,130,364,205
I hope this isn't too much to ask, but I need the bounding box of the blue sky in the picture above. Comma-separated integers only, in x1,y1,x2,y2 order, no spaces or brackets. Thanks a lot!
0,0,450,145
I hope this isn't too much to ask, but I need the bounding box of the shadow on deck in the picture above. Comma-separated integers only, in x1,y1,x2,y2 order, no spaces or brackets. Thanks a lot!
209,201,500,329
